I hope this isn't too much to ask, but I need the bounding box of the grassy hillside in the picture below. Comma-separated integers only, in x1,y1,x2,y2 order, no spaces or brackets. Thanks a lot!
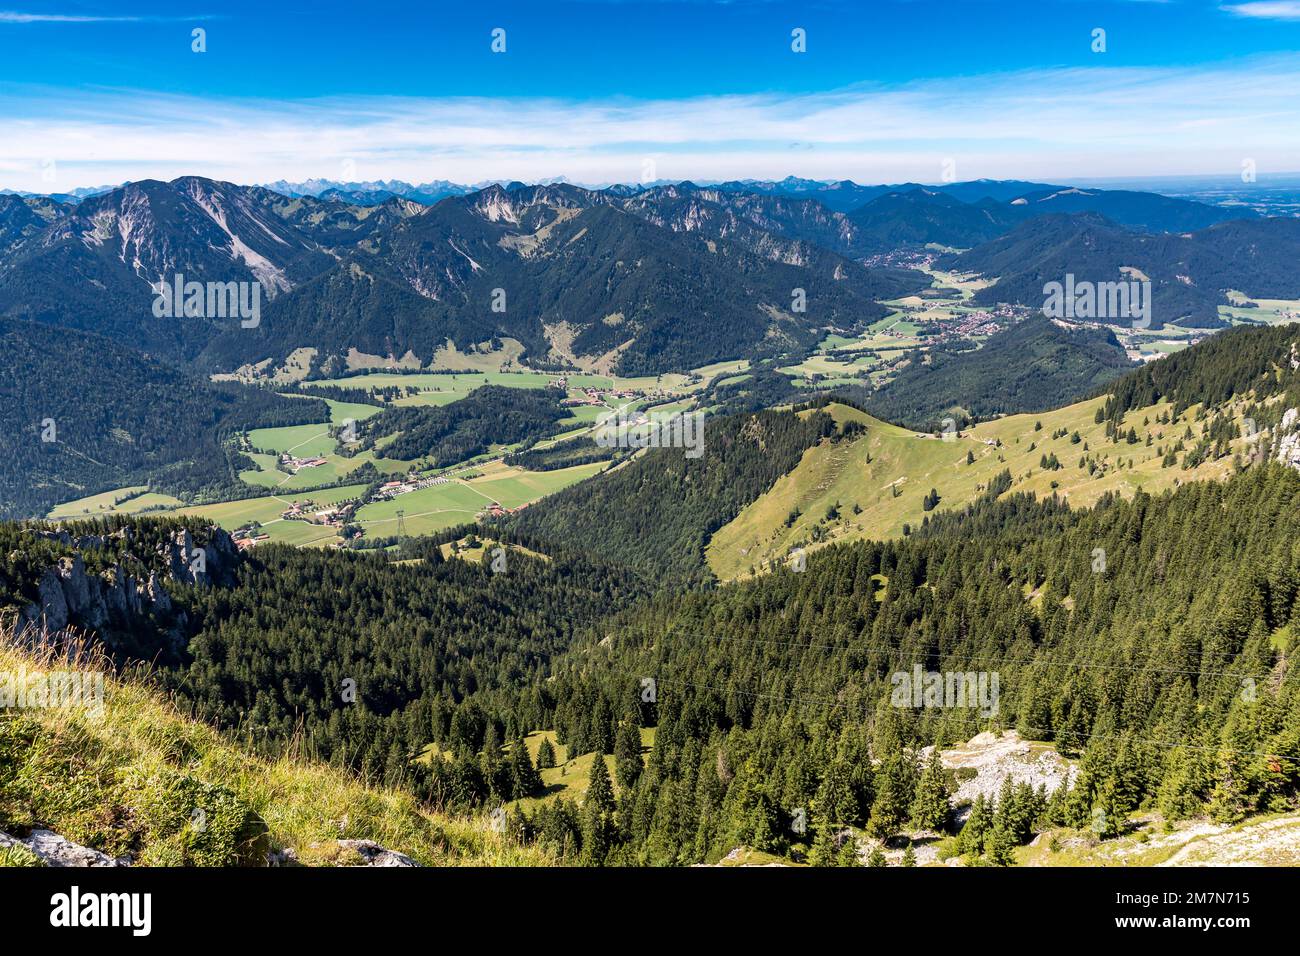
0,633,547,867
707,395,1246,580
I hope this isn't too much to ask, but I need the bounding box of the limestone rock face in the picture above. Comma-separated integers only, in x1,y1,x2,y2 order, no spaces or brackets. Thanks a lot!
12,524,237,646
21,568,70,635
1276,408,1300,472
146,572,172,615
155,527,236,586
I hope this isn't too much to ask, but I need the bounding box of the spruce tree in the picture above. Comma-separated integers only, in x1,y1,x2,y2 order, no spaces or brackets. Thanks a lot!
582,754,615,865
959,793,991,858
511,736,542,797
809,823,838,867
836,834,861,867
867,753,916,837
587,752,615,814
909,750,951,832
985,822,1017,866
614,720,644,790
536,737,557,770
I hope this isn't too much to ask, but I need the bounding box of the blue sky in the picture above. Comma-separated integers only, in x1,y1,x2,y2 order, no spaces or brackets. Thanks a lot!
2,0,1300,189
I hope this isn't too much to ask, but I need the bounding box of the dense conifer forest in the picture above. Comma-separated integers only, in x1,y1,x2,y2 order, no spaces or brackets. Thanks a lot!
357,385,571,466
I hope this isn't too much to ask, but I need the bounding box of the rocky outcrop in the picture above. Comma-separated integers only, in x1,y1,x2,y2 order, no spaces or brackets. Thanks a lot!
1276,407,1300,472
11,524,237,647
30,568,70,633
335,839,420,867
925,730,1076,816
16,560,155,643
0,829,131,867
156,527,236,586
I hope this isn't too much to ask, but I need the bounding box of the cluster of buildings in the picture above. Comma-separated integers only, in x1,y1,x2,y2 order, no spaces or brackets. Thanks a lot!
280,453,328,473
945,309,1009,338
280,499,357,527
557,383,644,408
231,527,271,551
562,389,606,408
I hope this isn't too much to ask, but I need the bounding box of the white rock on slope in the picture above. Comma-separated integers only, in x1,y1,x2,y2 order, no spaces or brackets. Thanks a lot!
1275,407,1300,471
336,839,419,867
0,829,130,867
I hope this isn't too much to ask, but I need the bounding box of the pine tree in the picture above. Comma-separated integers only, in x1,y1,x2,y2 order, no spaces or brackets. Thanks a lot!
901,843,917,867
866,845,886,867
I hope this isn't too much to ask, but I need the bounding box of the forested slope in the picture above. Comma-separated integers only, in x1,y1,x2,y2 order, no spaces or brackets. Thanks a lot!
854,314,1133,430
0,318,327,519
507,406,839,582
503,465,1300,864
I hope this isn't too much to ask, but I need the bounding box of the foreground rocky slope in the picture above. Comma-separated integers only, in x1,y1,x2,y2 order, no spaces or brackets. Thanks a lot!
0,629,545,867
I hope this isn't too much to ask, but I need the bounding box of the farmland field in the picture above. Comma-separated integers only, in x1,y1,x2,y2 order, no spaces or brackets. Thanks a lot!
46,487,184,519
175,484,371,546
247,422,336,458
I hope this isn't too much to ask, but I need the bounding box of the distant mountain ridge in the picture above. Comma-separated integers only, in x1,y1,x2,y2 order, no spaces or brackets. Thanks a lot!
0,175,929,377
0,173,1281,381
946,213,1300,329
201,181,926,376
263,177,476,206
0,193,68,256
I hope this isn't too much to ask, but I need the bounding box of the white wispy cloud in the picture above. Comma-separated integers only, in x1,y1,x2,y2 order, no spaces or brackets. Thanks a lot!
1221,2,1300,19
3,54,1299,190
0,10,207,22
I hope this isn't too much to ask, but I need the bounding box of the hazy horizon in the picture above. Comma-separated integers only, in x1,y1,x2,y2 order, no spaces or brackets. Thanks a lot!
4,0,1300,192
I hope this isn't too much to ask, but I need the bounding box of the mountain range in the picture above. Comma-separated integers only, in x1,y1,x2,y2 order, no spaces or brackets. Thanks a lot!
0,177,927,376
0,174,1267,369
7,171,1300,873
948,212,1300,328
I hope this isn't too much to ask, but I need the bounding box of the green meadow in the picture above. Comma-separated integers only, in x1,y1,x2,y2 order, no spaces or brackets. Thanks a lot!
708,395,1246,581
